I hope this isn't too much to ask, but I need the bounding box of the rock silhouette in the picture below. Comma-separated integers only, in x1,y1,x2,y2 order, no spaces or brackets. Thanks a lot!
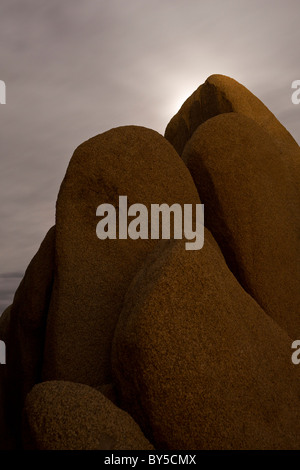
0,226,55,447
0,75,299,450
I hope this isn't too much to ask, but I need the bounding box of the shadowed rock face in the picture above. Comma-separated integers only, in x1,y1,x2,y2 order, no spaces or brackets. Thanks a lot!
23,381,154,450
42,125,200,388
112,234,300,450
182,113,300,338
0,226,55,448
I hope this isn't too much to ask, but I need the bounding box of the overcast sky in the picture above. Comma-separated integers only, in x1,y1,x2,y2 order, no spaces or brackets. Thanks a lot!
0,0,299,314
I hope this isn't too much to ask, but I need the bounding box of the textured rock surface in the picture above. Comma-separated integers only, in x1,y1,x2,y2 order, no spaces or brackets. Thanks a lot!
112,233,300,450
165,75,300,210
23,381,154,450
165,74,300,159
182,113,300,338
42,125,200,387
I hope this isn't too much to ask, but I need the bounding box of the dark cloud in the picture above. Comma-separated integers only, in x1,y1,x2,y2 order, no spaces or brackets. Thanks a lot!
0,272,24,279
0,0,299,313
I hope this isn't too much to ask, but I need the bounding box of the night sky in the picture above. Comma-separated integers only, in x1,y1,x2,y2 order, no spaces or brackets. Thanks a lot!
0,0,299,314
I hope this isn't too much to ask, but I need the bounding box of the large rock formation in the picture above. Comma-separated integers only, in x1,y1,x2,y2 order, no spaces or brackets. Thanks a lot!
23,381,154,450
112,233,300,450
42,125,200,388
182,113,300,338
1,75,299,451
